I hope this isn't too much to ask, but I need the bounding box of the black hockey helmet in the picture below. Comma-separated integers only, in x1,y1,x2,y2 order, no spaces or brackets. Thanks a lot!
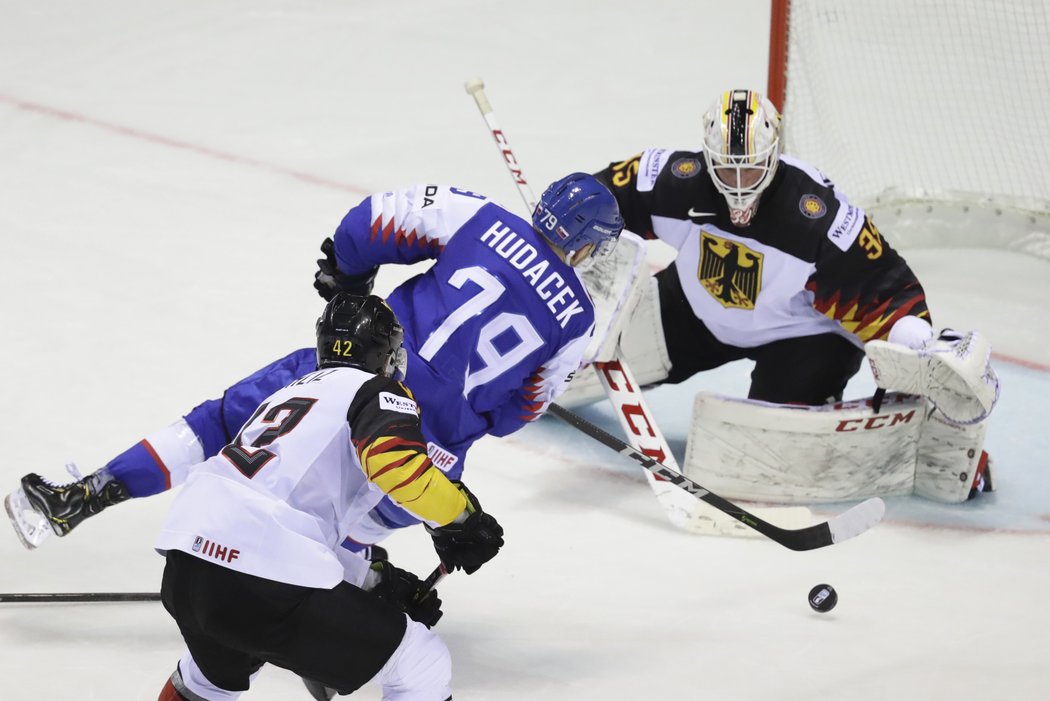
316,293,407,378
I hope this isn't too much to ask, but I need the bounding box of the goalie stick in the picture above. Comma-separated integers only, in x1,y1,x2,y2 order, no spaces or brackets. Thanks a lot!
547,403,885,551
0,565,450,605
463,77,812,536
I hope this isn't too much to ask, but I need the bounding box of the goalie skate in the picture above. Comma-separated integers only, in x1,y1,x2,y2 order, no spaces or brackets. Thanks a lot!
4,486,55,550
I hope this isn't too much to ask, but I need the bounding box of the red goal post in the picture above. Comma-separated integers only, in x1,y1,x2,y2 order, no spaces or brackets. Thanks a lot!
766,0,1050,260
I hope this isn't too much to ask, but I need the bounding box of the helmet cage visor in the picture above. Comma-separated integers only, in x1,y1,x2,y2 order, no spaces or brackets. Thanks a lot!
704,141,779,212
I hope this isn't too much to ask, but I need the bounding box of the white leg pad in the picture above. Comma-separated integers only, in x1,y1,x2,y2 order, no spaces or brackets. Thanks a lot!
372,618,452,701
684,392,922,503
579,230,648,363
616,276,672,385
914,410,988,503
557,275,671,409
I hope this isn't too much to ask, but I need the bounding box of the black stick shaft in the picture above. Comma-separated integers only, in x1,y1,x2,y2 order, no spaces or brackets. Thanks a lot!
422,562,449,592
0,592,161,603
547,403,838,551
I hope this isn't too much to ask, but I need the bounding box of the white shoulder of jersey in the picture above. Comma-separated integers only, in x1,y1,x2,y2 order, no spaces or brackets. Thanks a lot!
369,185,493,248
780,154,867,252
636,148,675,192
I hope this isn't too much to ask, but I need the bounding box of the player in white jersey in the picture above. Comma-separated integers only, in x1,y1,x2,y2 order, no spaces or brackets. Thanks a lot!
156,293,504,701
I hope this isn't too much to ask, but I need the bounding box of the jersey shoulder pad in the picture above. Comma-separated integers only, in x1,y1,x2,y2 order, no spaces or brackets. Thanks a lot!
638,148,705,192
776,155,867,252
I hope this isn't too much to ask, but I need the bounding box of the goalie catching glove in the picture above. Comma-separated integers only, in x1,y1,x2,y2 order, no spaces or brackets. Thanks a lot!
367,560,444,628
313,237,378,301
426,482,504,574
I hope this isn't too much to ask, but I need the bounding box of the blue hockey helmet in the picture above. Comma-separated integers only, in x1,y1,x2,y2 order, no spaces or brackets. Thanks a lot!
316,293,407,378
533,173,624,265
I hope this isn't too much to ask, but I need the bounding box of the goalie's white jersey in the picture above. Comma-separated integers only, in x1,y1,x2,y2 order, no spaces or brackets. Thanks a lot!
155,367,465,588
595,149,932,349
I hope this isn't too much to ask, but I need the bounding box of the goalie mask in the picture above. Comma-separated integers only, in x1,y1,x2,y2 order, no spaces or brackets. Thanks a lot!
533,172,624,270
316,293,407,379
702,89,782,227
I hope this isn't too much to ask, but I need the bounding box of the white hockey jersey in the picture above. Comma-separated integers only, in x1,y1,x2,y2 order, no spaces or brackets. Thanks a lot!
595,149,931,349
155,367,466,588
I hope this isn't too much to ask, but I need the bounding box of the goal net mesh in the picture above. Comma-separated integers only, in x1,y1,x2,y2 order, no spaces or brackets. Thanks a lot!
775,0,1050,258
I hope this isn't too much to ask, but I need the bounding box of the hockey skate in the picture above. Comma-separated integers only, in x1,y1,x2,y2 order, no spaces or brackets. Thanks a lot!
4,465,130,550
4,485,55,550
968,451,995,500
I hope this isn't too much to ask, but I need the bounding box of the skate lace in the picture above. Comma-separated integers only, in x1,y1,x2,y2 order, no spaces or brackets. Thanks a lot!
64,462,84,481
36,462,83,488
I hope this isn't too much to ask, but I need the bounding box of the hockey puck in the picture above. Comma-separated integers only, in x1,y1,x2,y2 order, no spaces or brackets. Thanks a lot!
808,584,837,613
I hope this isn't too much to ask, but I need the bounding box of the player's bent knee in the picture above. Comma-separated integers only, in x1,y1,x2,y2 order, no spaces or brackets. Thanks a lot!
374,618,452,701
167,654,245,701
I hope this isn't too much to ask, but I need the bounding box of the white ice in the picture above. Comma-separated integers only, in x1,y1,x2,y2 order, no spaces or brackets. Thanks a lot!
1,2,1048,699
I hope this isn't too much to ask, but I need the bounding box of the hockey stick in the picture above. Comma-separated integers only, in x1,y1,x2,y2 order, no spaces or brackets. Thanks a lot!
547,403,885,551
463,78,690,529
0,564,449,605
463,78,810,535
0,591,160,603
421,562,449,591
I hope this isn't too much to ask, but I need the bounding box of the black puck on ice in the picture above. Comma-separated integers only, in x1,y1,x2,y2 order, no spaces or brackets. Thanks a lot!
808,584,837,613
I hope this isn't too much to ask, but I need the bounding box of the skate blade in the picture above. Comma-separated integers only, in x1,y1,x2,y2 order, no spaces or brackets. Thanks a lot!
4,487,55,550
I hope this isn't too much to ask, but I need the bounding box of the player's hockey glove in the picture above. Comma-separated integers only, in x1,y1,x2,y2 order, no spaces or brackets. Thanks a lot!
426,482,504,575
313,237,377,301
368,560,443,628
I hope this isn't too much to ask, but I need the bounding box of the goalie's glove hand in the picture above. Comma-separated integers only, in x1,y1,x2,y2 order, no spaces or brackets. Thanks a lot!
426,482,504,575
921,328,965,354
313,237,378,301
368,560,443,628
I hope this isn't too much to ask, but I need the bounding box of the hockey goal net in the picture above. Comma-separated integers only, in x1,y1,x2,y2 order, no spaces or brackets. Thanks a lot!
768,0,1050,259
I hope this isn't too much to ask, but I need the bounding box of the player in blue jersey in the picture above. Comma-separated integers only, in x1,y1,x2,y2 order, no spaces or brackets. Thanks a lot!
6,173,624,553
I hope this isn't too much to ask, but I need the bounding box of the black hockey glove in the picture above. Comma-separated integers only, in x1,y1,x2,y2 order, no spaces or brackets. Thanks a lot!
426,482,504,575
313,237,377,301
368,560,443,628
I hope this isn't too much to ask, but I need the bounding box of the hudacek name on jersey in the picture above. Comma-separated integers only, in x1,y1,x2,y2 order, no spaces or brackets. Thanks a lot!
478,220,586,328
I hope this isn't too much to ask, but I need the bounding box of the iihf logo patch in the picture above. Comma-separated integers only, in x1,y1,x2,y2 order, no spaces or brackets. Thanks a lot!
799,194,827,219
671,158,702,179
192,535,204,552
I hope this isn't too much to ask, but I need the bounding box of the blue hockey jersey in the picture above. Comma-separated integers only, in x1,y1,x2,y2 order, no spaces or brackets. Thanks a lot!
334,185,595,453
106,185,595,529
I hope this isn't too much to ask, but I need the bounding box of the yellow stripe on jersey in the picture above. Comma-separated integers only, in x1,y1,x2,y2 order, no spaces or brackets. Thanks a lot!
357,436,467,526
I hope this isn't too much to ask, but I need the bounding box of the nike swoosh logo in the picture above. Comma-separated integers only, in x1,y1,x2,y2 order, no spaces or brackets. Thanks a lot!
687,208,717,218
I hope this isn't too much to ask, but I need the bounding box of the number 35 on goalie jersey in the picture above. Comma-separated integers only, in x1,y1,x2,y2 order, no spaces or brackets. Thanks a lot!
330,185,596,449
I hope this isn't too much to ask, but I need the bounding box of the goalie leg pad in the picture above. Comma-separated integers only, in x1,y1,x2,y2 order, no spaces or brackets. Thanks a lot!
914,409,989,503
579,230,649,363
683,392,922,503
617,275,672,386
557,276,671,409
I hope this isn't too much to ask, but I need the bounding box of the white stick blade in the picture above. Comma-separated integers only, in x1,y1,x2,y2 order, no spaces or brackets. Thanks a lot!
828,497,886,544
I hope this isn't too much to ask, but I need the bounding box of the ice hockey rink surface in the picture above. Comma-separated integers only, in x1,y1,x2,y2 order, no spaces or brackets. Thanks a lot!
1,2,1047,699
